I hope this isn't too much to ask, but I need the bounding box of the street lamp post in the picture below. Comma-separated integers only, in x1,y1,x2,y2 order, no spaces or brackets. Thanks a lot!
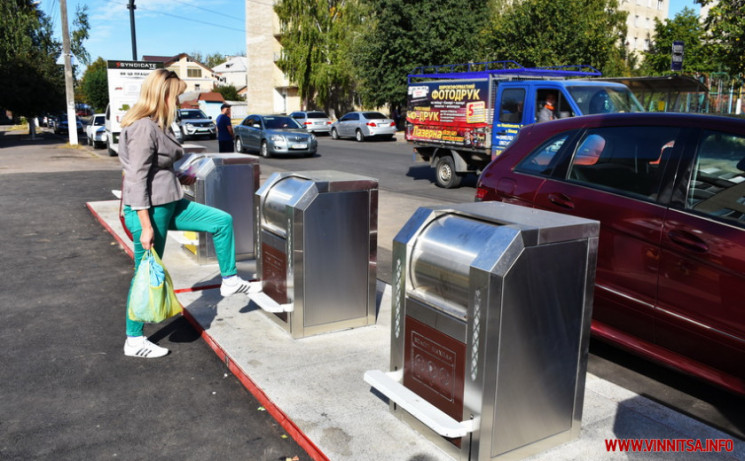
128,0,137,60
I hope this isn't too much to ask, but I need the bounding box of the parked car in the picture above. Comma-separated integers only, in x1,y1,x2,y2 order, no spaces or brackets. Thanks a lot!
54,115,84,135
85,113,106,148
176,109,216,140
331,111,396,141
234,114,317,158
475,112,745,395
290,110,333,134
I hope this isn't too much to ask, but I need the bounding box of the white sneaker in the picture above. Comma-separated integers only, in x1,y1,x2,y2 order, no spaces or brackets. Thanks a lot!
124,336,169,358
220,276,261,297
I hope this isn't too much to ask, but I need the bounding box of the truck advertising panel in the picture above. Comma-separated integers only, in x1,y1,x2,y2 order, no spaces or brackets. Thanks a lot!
105,60,163,154
406,80,491,149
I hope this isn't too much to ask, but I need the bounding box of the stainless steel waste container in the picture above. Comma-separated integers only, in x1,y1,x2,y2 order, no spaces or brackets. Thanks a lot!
365,202,599,460
252,170,378,338
174,153,260,263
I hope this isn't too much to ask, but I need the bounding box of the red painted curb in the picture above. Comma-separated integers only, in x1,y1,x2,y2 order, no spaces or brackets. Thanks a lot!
87,202,328,461
86,202,133,259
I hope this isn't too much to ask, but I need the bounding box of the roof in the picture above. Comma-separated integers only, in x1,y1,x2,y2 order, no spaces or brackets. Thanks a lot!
197,92,225,102
142,55,175,63
597,75,708,93
212,56,248,73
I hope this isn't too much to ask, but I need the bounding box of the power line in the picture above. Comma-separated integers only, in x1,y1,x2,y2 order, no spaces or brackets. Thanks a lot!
176,0,245,23
100,0,246,33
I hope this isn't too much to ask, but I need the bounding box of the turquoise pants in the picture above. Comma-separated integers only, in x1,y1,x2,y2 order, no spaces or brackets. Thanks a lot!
124,199,237,336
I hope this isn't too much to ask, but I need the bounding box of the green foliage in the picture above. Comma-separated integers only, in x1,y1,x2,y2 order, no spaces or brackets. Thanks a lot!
205,53,227,68
274,0,362,113
79,57,109,112
642,8,713,75
482,0,628,75
215,84,243,101
0,0,65,116
699,0,745,74
72,4,91,67
353,0,489,110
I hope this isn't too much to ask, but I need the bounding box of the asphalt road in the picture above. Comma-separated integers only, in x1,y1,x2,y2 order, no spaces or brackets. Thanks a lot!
186,134,745,442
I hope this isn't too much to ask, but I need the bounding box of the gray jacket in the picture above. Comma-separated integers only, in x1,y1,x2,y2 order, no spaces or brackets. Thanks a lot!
119,117,184,208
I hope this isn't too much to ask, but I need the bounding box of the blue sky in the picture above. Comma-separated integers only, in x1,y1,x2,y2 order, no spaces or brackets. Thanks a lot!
40,0,698,68
39,0,246,64
669,0,699,16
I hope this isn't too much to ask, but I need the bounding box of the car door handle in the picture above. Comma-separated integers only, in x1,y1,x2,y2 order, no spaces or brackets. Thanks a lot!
667,230,709,253
547,192,575,210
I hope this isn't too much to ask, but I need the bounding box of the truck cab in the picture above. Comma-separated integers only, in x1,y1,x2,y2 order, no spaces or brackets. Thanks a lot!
406,61,644,188
492,80,643,156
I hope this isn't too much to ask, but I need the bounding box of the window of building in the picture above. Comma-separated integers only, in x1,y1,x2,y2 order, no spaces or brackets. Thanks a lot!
187,68,202,78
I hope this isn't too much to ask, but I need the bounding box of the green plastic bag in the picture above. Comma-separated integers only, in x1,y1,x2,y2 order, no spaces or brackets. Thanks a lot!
127,249,182,323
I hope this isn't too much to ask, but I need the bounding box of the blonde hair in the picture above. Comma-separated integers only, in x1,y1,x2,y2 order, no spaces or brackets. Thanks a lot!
120,69,186,131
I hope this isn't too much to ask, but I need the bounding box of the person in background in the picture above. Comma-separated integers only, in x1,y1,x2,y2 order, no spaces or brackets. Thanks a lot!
538,93,558,122
216,103,234,153
118,70,257,359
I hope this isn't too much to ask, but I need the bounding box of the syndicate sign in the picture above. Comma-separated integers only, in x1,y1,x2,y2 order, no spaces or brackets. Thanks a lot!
105,60,164,154
406,80,491,149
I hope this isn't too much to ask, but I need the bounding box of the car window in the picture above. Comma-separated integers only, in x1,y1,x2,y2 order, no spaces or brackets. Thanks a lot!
341,113,358,121
363,112,386,119
685,130,745,227
94,116,105,125
567,126,680,200
499,89,525,124
242,116,257,127
516,132,574,176
307,112,328,118
566,86,644,114
290,113,303,119
264,116,301,129
180,110,208,119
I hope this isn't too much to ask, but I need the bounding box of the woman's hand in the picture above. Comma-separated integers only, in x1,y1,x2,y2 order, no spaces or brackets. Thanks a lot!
139,226,154,250
136,209,154,250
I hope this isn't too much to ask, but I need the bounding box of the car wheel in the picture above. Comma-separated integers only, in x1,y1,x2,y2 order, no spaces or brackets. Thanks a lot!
331,128,339,140
235,137,245,153
435,156,462,188
260,140,270,158
355,129,365,142
181,128,188,141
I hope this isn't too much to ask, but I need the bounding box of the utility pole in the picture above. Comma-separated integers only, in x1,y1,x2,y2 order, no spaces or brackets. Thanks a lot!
59,0,78,145
128,0,137,60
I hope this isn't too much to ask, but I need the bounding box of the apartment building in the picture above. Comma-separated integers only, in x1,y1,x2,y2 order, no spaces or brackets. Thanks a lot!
619,0,669,55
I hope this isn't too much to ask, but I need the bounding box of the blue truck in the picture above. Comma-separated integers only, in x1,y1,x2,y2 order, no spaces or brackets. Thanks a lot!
406,61,644,188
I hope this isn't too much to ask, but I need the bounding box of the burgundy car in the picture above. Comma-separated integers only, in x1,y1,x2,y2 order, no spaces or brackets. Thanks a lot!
476,113,745,395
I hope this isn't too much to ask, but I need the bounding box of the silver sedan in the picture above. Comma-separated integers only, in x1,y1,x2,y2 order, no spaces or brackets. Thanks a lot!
331,111,397,142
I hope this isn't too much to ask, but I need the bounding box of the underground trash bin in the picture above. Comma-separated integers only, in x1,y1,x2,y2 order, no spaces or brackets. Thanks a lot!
251,170,378,338
365,201,599,460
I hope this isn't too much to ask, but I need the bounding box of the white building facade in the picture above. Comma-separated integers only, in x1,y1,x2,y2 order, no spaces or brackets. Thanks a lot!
244,0,300,114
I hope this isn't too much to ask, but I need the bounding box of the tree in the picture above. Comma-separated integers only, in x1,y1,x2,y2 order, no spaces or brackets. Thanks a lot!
642,8,713,75
274,0,363,113
352,0,489,110
79,57,109,112
71,4,91,67
0,0,65,118
482,0,627,75
698,0,745,74
215,84,243,101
